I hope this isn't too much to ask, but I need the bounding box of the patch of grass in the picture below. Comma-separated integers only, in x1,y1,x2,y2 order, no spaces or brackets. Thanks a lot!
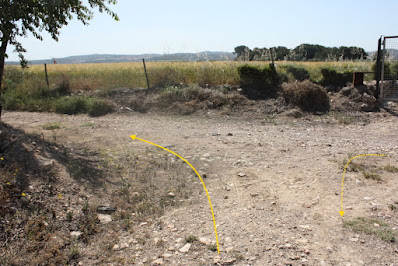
362,170,382,181
207,244,218,252
81,122,95,127
68,242,80,263
384,165,398,173
185,235,197,243
42,122,61,130
343,217,396,243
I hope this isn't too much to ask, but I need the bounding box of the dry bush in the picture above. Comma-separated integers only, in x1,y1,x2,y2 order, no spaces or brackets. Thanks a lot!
282,80,330,112
158,85,248,114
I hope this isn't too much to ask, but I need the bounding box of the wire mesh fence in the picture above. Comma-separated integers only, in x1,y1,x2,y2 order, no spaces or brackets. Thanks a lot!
381,36,398,100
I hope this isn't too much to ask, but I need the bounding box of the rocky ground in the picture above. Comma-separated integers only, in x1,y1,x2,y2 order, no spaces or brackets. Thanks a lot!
1,107,398,265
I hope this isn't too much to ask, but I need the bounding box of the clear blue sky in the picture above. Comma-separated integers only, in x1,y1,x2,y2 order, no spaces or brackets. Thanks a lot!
6,0,398,61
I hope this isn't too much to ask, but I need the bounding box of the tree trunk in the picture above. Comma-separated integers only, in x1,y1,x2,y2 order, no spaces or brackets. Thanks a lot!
0,35,9,120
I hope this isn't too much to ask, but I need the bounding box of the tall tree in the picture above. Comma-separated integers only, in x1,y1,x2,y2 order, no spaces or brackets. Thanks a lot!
0,0,119,119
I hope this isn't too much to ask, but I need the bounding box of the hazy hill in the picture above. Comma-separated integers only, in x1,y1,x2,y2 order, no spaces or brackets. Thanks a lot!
6,51,236,65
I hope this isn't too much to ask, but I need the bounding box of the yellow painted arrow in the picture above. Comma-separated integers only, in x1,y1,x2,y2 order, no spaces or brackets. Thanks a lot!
130,135,220,253
340,153,387,217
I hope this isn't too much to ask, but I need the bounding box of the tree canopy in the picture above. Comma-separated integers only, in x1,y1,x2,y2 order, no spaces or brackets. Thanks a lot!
234,44,368,62
0,0,119,118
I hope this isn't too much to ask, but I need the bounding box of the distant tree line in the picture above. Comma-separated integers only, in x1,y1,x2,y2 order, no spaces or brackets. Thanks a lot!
234,44,368,61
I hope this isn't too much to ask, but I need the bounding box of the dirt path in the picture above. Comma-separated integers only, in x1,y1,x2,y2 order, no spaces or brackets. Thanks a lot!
4,111,398,265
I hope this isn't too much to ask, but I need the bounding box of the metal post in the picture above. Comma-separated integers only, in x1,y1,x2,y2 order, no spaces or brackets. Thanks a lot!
142,59,150,90
375,37,382,100
270,48,275,66
380,37,386,102
44,64,49,88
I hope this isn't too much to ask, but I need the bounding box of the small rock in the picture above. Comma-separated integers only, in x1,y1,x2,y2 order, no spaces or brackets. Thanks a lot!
223,258,237,265
199,237,211,245
112,244,120,251
179,243,191,253
213,256,222,264
364,197,372,200
168,192,175,198
202,153,211,158
374,223,380,227
304,249,310,254
162,253,173,258
238,172,246,177
349,237,358,242
70,231,82,237
154,238,161,245
97,214,112,224
151,258,164,265
120,243,129,249
346,206,353,210
225,247,234,253
250,193,259,197
132,192,140,197
326,246,333,252
227,133,233,136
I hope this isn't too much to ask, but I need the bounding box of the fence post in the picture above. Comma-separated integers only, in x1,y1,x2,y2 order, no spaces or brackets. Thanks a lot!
142,59,150,90
375,37,382,100
44,64,49,88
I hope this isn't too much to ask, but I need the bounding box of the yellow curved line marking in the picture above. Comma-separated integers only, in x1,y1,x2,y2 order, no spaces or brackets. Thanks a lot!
340,153,387,217
130,135,220,253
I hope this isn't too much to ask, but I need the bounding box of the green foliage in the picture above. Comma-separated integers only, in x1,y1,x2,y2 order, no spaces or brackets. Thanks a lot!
42,122,61,130
185,235,197,243
55,97,88,115
282,80,330,112
237,64,281,99
235,44,368,62
321,68,353,86
87,98,116,117
207,244,218,252
384,165,398,173
283,65,310,81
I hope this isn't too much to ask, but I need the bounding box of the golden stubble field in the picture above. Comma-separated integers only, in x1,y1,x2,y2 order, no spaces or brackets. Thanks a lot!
5,60,373,92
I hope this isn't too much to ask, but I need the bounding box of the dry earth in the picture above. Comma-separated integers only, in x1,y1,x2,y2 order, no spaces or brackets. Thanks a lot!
3,109,398,265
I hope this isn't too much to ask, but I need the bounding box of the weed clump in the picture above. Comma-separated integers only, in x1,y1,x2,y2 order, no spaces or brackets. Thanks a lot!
55,96,88,115
343,217,396,243
282,80,330,112
87,98,116,117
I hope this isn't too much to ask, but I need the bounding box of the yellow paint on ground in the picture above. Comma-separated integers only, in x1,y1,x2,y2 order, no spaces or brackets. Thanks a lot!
130,135,220,254
340,154,387,217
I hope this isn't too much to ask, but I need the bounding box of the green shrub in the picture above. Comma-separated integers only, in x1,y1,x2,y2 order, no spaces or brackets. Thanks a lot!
2,87,55,112
55,96,88,115
283,65,310,81
282,80,330,112
321,68,352,87
237,64,281,99
87,98,115,117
